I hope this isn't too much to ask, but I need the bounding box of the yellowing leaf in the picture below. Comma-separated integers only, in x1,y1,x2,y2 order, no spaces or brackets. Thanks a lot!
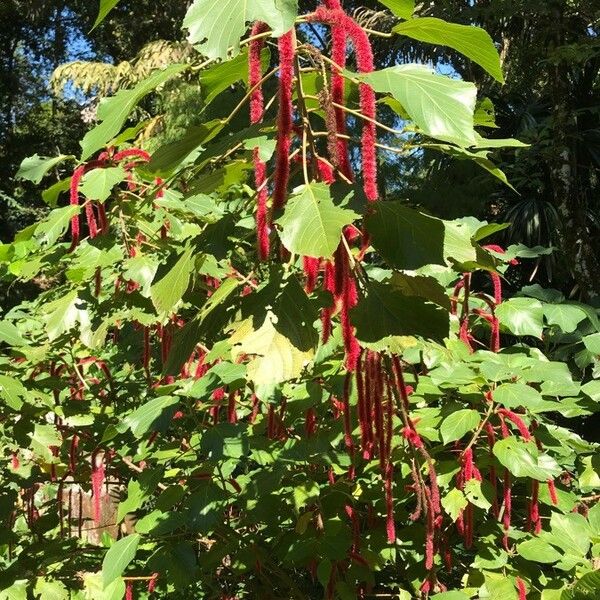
230,314,313,385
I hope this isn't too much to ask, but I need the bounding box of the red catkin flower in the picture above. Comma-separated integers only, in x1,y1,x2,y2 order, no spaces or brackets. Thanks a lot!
529,479,541,534
516,577,527,600
248,23,271,260
148,574,158,594
305,407,317,436
341,276,360,371
69,165,86,250
424,487,436,570
249,22,269,124
503,468,512,550
227,392,238,424
321,261,336,343
384,463,395,542
272,30,295,210
125,582,133,600
547,478,559,505
91,449,105,525
309,7,379,200
324,1,352,179
497,408,532,441
303,256,320,293
113,148,151,164
316,157,336,184
255,154,269,260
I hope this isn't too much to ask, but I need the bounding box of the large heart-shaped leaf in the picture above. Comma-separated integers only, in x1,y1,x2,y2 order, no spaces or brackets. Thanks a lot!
496,298,544,338
351,280,450,343
80,167,126,202
356,65,477,147
183,0,298,60
493,438,561,481
440,409,480,444
365,201,480,270
230,314,313,385
276,183,358,259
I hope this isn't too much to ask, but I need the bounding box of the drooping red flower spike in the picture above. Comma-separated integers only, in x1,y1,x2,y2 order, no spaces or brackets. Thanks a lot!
91,449,105,525
516,577,527,600
272,29,296,211
308,7,379,201
248,22,271,260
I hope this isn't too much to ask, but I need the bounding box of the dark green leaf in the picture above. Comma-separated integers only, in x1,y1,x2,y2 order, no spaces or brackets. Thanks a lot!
351,280,449,343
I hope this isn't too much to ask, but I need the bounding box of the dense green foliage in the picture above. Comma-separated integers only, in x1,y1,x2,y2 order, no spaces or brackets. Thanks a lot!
0,1,599,599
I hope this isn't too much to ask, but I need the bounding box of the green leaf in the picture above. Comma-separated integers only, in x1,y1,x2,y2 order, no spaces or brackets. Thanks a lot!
80,167,125,202
440,409,480,444
122,256,159,298
394,18,503,82
544,303,587,333
493,383,557,413
356,65,477,147
183,0,298,60
276,183,358,258
377,0,414,20
151,248,195,316
389,272,452,310
43,291,79,341
421,142,516,189
230,314,313,385
496,297,544,338
0,581,27,600
549,512,592,556
583,333,600,355
474,97,497,127
101,534,140,588
570,571,600,600
16,154,71,184
92,0,122,29
42,177,71,207
34,206,79,247
464,479,492,510
431,593,470,600
243,136,277,162
493,438,561,481
34,579,68,600
351,280,449,344
579,456,600,492
365,201,445,269
122,396,179,437
293,480,320,512
0,375,26,410
201,47,269,106
441,488,467,521
517,538,562,564
148,120,225,176
581,380,600,403
0,321,27,347
81,65,187,160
